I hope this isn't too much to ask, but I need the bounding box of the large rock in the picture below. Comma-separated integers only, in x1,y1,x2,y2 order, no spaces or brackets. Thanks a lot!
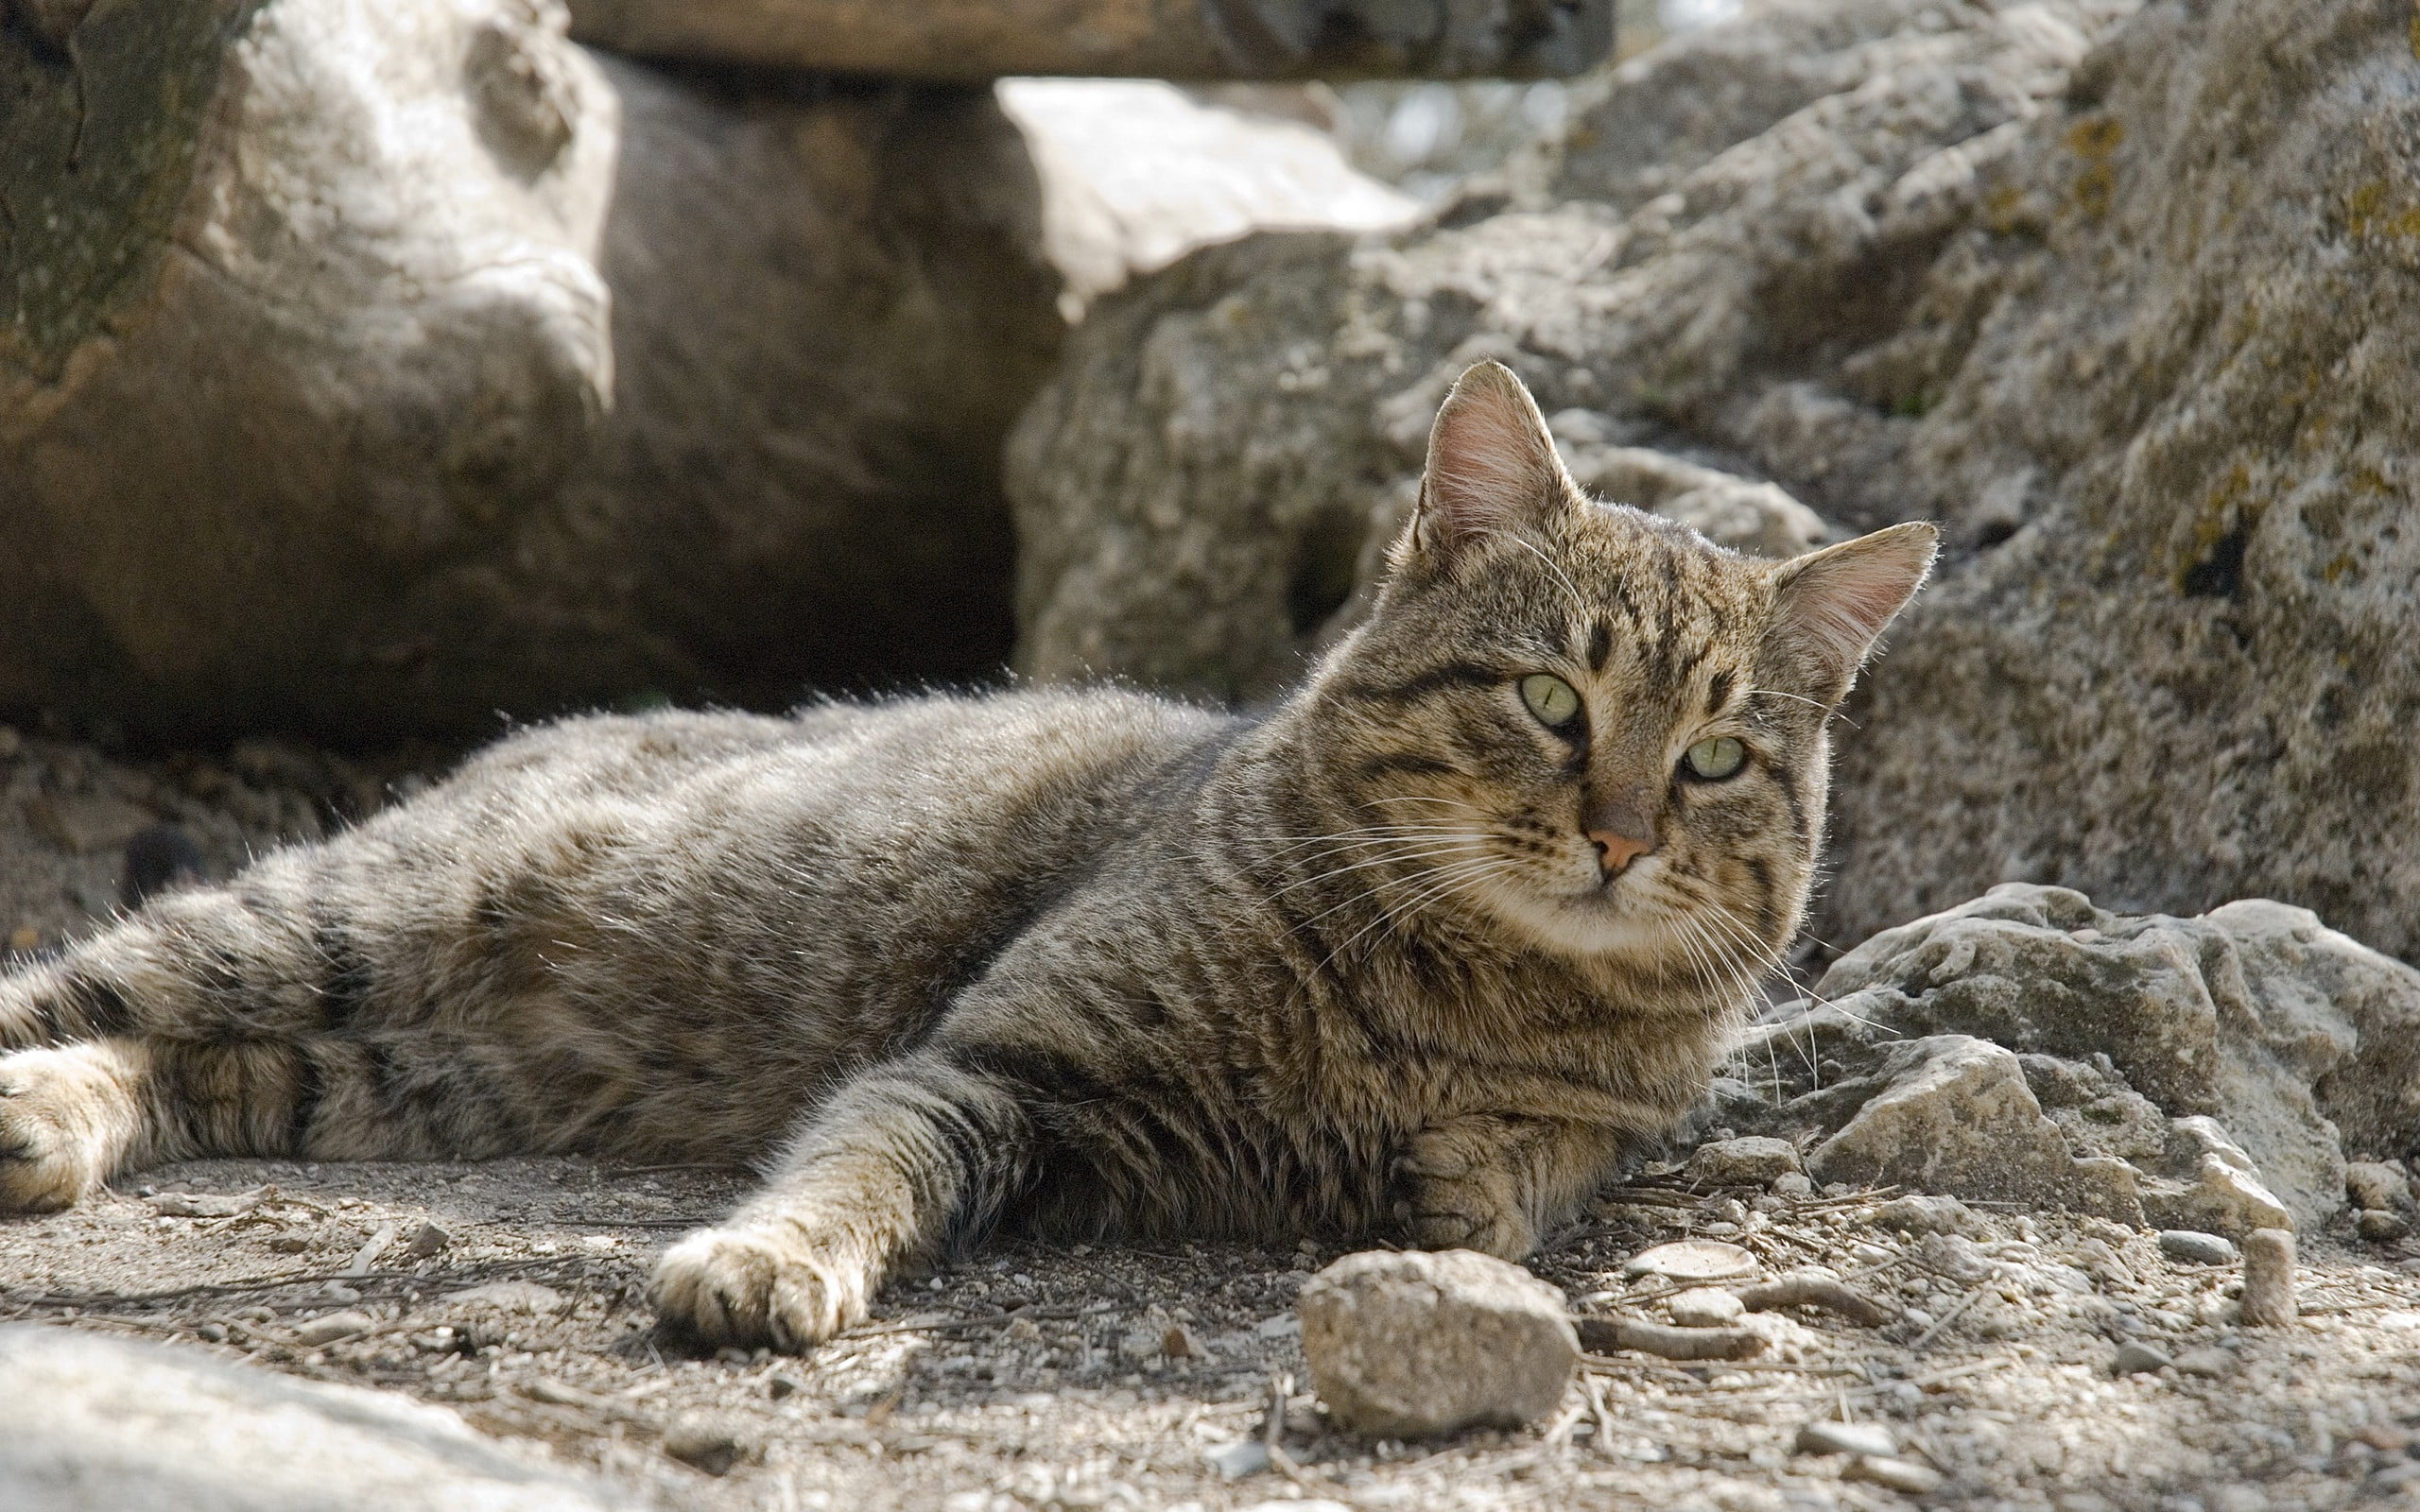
1,0,1060,745
1007,0,2420,966
1720,885,2420,1231
1298,1249,1578,1438
0,1324,639,1510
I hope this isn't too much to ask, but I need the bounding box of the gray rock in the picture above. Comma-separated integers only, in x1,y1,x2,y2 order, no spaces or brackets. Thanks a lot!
2356,1209,2410,1243
1203,1440,1272,1479
290,1311,376,1348
2172,1347,2238,1380
1870,1194,1975,1236
1794,1420,1898,1457
2238,1228,2297,1329
1685,1136,1805,1189
1666,1288,1747,1328
2156,1230,2238,1266
0,1324,635,1510
2112,1342,2173,1375
1297,1249,1578,1438
2345,1161,2413,1213
1728,885,2414,1230
661,1413,751,1477
1842,1455,1946,1495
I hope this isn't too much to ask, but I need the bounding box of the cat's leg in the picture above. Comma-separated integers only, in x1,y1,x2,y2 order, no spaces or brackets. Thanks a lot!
1391,1114,1625,1261
0,1037,326,1211
651,1053,1032,1350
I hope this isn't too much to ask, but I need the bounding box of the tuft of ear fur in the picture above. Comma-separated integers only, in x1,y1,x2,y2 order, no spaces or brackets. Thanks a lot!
1766,522,1939,704
1404,361,1573,562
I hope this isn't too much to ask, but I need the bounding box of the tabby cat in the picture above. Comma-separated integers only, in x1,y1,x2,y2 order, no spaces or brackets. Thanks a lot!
0,362,1933,1350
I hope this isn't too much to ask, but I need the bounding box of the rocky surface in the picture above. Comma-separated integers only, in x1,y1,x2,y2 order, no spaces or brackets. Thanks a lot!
1005,0,2420,967
0,1324,637,1511
1297,1249,1578,1437
1718,885,2420,1232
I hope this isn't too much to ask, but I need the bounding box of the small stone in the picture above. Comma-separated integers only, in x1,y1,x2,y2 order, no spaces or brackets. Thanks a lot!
1685,1136,1804,1188
1621,1239,1759,1282
2112,1342,2173,1374
1162,1322,1207,1359
1772,1172,1814,1196
2238,1228,2297,1328
292,1310,375,1347
662,1413,751,1476
2157,1229,2238,1265
195,1322,230,1344
2357,1208,2410,1243
766,1374,804,1400
1790,1422,1897,1461
1667,1287,1746,1328
1116,1328,1165,1363
444,1280,567,1315
2171,1347,2238,1379
1871,1194,1974,1235
1794,1419,1898,1457
1204,1439,1271,1478
1298,1249,1578,1438
404,1221,451,1259
1843,1455,1947,1494
2345,1160,2413,1213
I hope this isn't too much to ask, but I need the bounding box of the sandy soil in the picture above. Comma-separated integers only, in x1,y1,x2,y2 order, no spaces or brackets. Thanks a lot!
2,728,2418,1510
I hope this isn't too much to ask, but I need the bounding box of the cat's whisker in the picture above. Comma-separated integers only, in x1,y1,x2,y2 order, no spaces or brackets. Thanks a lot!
1263,839,1494,903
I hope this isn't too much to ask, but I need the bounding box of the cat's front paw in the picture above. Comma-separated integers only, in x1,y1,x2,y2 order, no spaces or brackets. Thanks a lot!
651,1226,873,1352
0,1049,120,1213
1392,1129,1536,1261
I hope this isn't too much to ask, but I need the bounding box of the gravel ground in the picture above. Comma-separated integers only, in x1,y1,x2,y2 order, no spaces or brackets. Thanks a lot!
2,728,2418,1510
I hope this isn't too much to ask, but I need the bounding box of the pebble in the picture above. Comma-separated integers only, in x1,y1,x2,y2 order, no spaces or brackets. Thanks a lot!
1772,1173,1815,1196
292,1310,376,1347
1794,1419,1898,1457
2238,1228,2296,1328
1297,1249,1578,1437
2112,1342,2173,1374
1871,1194,1973,1235
405,1221,451,1259
662,1413,751,1476
2157,1229,2238,1265
1843,1454,1947,1494
1667,1287,1746,1328
1204,1439,1271,1478
1685,1136,1804,1188
2172,1347,2238,1379
1621,1239,1759,1282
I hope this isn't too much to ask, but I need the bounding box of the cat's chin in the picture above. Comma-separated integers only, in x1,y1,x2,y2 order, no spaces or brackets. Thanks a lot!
1477,880,1677,965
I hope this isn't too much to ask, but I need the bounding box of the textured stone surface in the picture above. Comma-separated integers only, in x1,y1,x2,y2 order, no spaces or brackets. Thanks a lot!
0,1325,636,1511
1685,1136,1805,1188
1722,885,2420,1230
1009,0,2420,965
1298,1249,1578,1438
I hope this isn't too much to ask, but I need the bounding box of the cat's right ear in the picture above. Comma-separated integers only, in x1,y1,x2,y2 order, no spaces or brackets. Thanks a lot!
1400,361,1574,566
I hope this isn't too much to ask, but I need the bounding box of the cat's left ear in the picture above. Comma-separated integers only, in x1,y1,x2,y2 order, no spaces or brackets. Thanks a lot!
1764,522,1939,705
1402,360,1576,565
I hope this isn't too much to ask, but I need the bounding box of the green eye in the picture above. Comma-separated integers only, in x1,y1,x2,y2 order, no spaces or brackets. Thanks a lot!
1685,736,1747,781
1519,674,1582,729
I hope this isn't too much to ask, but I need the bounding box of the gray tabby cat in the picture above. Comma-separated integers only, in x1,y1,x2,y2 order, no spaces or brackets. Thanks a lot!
0,362,1933,1350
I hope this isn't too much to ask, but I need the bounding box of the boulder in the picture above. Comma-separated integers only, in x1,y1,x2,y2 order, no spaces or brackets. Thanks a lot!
1007,0,2420,966
0,1324,636,1510
1298,1248,1577,1438
1723,885,2420,1230
2,0,1061,745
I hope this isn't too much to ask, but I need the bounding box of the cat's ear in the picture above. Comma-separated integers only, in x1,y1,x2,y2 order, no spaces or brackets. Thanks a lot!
1405,361,1574,562
1764,522,1939,704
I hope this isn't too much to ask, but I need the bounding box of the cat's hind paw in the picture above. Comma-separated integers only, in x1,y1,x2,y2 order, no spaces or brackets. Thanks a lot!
651,1226,873,1352
0,1047,134,1213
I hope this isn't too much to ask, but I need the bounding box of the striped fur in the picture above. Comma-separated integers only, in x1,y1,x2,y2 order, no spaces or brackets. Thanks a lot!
0,363,1933,1349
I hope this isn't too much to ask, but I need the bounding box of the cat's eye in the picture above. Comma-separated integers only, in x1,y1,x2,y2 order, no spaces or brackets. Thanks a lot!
1519,674,1582,729
1684,736,1747,781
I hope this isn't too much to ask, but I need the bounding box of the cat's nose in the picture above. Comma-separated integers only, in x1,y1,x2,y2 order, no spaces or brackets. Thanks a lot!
1590,829,1655,877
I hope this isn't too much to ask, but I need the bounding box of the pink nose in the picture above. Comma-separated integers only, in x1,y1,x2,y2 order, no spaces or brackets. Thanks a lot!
1590,830,1654,875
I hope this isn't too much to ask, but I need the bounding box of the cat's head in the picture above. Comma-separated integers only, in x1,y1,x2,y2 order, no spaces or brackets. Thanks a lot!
1306,361,1935,994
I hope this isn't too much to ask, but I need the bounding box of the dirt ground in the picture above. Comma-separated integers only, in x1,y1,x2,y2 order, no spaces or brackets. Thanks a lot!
3,730,2420,1510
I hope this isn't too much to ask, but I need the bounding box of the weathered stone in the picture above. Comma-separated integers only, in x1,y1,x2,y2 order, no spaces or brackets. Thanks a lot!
1842,1455,1946,1495
1732,885,2417,1230
1298,1249,1577,1438
1621,1240,1759,1282
0,1325,633,1510
2172,1347,2238,1380
2346,1161,2414,1214
1667,1288,1747,1328
1870,1194,1974,1236
1794,1419,1897,1458
1804,1035,2085,1206
2356,1209,2410,1243
290,1311,376,1348
1685,1136,1804,1189
2111,1342,2172,1375
661,1412,752,1477
2238,1229,2297,1329
2155,1230,2238,1266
